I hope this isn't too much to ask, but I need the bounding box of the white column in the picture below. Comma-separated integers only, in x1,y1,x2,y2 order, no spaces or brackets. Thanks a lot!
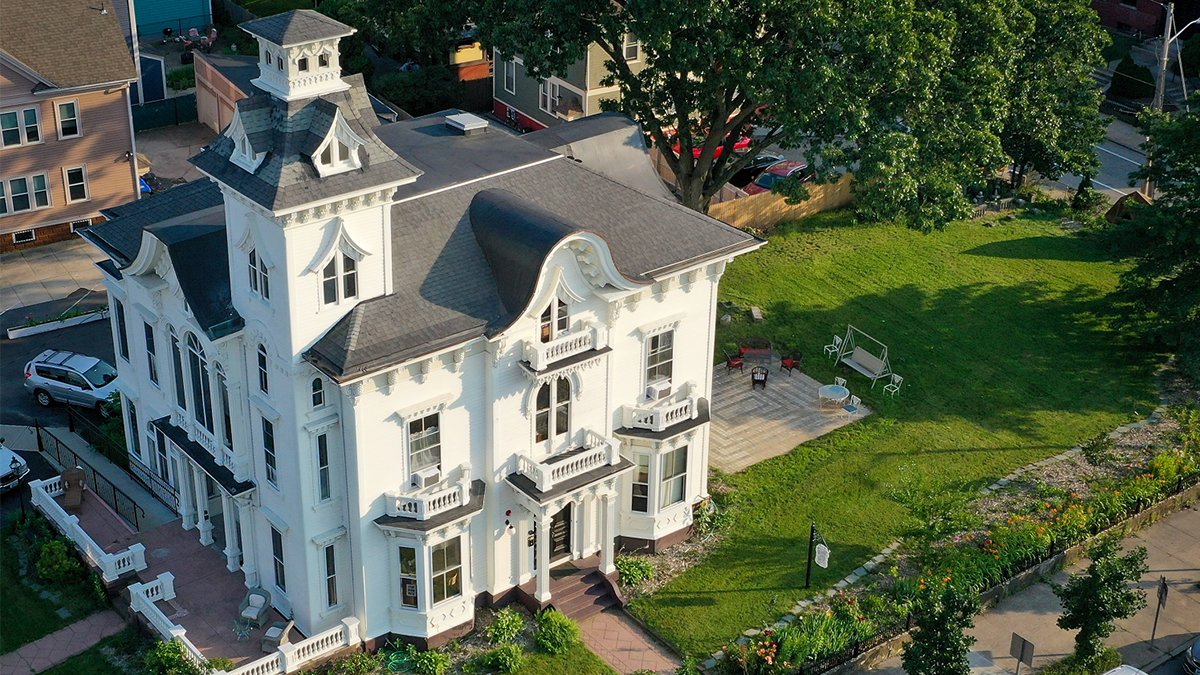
178,456,196,531
193,465,214,545
221,492,240,571
237,498,259,587
600,493,616,576
535,514,551,603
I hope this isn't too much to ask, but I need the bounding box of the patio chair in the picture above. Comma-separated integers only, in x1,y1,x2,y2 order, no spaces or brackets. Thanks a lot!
884,374,903,397
824,335,842,358
780,352,803,376
261,619,294,653
238,588,270,628
182,27,200,50
61,467,86,513
750,366,769,390
834,377,847,388
723,348,744,374
842,395,863,418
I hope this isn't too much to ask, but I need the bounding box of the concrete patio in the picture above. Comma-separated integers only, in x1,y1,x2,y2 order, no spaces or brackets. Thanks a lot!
709,365,871,473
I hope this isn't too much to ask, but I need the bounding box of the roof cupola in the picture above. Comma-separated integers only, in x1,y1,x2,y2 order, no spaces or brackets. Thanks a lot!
240,10,355,101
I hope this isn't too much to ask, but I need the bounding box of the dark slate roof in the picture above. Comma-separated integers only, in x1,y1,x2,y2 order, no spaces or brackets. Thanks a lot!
190,74,422,211
152,417,255,496
158,225,243,340
373,480,485,532
1,0,137,88
198,53,260,98
85,180,224,265
308,155,760,380
239,10,354,47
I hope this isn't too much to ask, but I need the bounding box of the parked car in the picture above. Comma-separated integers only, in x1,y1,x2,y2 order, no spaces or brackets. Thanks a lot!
23,350,118,418
671,133,752,159
1,441,30,493
743,160,814,195
728,153,784,189
1101,667,1149,675
1185,635,1199,675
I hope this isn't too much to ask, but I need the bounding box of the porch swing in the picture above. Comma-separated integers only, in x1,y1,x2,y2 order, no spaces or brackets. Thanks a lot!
834,324,892,388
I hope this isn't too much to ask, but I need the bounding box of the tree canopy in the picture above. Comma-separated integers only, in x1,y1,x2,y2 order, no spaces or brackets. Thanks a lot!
902,584,979,675
1052,536,1148,668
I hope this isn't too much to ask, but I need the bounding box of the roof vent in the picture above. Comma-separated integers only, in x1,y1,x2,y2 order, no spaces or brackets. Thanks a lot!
445,112,488,136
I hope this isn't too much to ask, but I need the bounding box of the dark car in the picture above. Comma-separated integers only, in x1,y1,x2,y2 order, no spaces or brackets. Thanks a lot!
728,154,784,189
1185,635,1199,675
743,160,813,195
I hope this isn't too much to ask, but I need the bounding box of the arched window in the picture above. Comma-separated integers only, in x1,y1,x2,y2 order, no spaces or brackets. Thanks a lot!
539,299,568,343
321,254,358,305
257,345,269,394
215,364,233,449
535,378,571,442
169,327,187,411
187,334,214,432
311,377,325,408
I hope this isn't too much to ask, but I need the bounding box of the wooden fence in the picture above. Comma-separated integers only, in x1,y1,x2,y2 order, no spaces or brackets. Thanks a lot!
709,174,854,232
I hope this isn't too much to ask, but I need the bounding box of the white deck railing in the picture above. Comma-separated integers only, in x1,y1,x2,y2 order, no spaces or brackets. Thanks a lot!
223,618,361,675
523,322,605,370
29,476,147,583
129,573,206,664
385,479,470,520
621,383,701,433
519,431,621,492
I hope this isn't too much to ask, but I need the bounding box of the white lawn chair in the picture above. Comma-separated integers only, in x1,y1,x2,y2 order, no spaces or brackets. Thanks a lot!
824,335,842,358
834,377,847,388
884,374,903,397
842,395,862,418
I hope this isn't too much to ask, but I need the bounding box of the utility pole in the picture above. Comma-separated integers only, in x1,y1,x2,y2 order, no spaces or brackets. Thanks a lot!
1144,1,1175,198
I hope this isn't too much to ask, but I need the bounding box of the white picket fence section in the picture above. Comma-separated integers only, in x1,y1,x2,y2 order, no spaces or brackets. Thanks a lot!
28,476,147,582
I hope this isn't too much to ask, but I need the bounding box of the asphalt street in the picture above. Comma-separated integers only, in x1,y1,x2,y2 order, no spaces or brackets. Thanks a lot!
0,320,114,427
1053,138,1147,201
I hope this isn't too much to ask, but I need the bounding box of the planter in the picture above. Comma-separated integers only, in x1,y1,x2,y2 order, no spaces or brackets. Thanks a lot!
7,309,108,340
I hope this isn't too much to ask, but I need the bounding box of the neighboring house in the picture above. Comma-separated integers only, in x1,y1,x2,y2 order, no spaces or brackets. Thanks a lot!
80,9,760,650
1091,0,1200,38
0,0,140,252
133,0,213,40
492,37,644,131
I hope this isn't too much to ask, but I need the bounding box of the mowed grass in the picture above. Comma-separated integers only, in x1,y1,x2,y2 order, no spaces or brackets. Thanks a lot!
628,211,1160,656
0,535,70,653
519,643,618,675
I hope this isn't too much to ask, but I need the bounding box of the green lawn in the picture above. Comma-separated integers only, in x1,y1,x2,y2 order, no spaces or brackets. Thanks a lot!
518,643,617,675
629,211,1159,657
39,629,147,675
0,535,71,653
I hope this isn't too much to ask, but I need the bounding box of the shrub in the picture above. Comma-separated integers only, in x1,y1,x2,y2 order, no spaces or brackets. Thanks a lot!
323,652,383,675
167,66,195,91
468,644,525,673
487,606,524,644
373,66,465,117
1080,433,1115,467
1041,646,1123,675
1181,36,1200,78
1109,56,1155,99
208,657,235,672
144,638,209,675
693,501,734,539
36,539,82,584
534,609,579,655
615,556,655,588
405,645,450,675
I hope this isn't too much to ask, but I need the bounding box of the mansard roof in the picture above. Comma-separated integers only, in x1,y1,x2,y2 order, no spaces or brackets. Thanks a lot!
189,74,421,211
89,180,224,264
240,10,354,47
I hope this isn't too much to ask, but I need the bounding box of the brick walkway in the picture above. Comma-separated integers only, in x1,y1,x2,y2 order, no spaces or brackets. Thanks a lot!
0,610,126,675
579,609,680,674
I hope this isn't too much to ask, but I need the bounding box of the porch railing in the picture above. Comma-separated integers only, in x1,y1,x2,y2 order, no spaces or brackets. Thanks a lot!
518,431,621,493
36,425,146,529
129,573,207,663
29,476,148,583
522,322,606,371
222,618,361,675
621,382,701,433
385,477,471,520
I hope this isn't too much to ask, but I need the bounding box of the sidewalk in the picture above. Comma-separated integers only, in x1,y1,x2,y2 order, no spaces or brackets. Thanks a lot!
580,609,681,674
1104,116,1148,155
0,609,126,674
0,238,108,313
857,503,1200,675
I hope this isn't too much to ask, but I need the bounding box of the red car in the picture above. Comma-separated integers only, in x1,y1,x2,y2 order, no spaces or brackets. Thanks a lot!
672,134,752,159
743,160,813,195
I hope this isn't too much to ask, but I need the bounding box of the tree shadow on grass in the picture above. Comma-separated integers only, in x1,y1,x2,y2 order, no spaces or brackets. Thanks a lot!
962,236,1111,262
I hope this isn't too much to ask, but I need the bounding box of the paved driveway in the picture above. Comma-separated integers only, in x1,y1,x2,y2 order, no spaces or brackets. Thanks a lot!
0,320,114,427
0,238,107,312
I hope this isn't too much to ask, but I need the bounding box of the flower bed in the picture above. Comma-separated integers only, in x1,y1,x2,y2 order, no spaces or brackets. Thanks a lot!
7,307,108,339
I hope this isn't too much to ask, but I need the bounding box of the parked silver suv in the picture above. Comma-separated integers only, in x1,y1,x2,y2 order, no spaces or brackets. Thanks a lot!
23,350,118,417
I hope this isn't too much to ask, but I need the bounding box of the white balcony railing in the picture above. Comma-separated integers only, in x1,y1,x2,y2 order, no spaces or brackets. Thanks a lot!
385,477,471,520
518,431,621,493
523,322,606,371
621,382,702,433
129,573,205,664
29,477,147,583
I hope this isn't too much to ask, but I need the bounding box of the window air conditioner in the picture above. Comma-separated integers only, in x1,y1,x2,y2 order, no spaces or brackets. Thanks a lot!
410,467,441,489
645,380,672,401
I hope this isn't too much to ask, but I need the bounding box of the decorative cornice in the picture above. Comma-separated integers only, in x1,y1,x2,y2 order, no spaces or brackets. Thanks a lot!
278,188,394,225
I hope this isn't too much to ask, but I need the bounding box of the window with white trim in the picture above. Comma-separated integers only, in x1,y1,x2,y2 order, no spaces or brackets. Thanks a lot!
539,299,568,343
69,220,90,232
1,107,41,147
64,166,89,203
317,433,332,501
319,52,330,68
216,366,232,449
311,377,325,408
271,526,286,591
623,33,640,61
503,59,516,94
187,334,213,433
114,300,129,361
631,454,649,513
646,330,674,384
2,174,51,214
660,446,687,508
248,249,270,300
408,413,441,473
262,416,277,486
323,543,338,607
170,329,187,410
539,80,561,114
257,344,269,394
399,545,418,608
56,101,80,138
298,57,309,72
535,378,570,443
126,400,141,461
155,427,170,482
144,323,159,385
431,538,462,605
321,254,358,304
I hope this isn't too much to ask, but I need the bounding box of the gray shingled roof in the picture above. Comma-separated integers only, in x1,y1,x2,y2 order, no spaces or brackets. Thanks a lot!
1,0,137,88
307,138,760,380
240,10,354,47
86,180,224,264
190,74,421,211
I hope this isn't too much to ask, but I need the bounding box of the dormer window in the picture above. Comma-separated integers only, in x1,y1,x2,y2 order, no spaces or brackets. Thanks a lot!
312,109,367,177
298,57,309,72
539,299,568,343
320,53,330,68
320,141,351,167
322,254,358,305
226,108,264,173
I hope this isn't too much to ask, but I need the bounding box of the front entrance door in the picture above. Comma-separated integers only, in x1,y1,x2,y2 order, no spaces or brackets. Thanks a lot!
549,504,572,561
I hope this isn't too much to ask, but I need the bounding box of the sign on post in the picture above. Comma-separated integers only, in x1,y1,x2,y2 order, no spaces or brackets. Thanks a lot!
1009,633,1035,675
814,543,830,569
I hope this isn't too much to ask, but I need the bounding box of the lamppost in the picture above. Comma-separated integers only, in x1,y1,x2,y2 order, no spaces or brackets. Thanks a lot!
10,455,28,523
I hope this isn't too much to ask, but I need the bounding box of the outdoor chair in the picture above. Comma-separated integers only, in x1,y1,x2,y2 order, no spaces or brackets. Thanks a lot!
239,588,270,628
780,352,803,376
751,366,769,390
824,335,842,358
842,395,863,418
61,467,86,513
834,377,847,388
884,374,904,397
261,619,293,653
723,348,744,374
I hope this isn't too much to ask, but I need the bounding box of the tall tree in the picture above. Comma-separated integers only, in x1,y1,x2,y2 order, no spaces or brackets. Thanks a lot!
902,584,979,675
1001,0,1107,189
1117,102,1200,377
1052,536,1149,669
